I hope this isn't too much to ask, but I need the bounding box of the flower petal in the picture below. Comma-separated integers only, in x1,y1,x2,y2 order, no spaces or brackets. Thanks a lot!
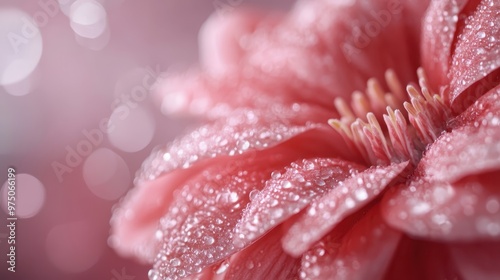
282,161,409,256
234,158,365,247
156,0,430,117
422,86,500,183
299,205,402,280
420,0,467,92
223,228,301,280
449,241,500,280
110,168,202,262
149,140,334,280
447,0,500,112
148,153,287,280
199,9,281,76
382,171,500,241
138,105,354,183
383,236,460,280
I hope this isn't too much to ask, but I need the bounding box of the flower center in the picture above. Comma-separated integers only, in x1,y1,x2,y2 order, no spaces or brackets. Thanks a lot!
329,68,451,166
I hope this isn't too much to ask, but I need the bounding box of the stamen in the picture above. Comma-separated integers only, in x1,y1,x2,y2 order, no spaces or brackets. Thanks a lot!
329,68,450,166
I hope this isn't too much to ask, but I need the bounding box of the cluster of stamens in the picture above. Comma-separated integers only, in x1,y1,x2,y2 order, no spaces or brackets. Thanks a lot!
329,68,451,166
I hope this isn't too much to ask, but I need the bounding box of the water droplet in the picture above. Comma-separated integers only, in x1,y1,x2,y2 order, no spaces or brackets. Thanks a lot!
477,31,486,39
216,260,230,274
170,258,181,267
246,260,254,269
203,235,215,245
282,181,292,189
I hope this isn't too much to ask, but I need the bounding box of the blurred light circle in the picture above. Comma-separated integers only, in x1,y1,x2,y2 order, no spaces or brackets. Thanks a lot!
82,148,131,200
0,9,43,86
108,106,156,153
2,74,33,96
58,0,78,16
1,173,45,218
69,0,107,39
74,25,110,50
46,221,102,273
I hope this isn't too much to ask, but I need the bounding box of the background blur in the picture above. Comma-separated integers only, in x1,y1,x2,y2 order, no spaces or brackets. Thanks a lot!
0,0,291,279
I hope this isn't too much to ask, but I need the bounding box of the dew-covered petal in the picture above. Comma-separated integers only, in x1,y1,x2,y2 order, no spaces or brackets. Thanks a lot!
282,161,409,256
299,206,401,280
138,105,354,183
149,142,324,280
110,168,204,262
420,0,467,92
423,86,500,183
449,241,500,280
223,228,301,280
383,171,500,241
234,158,365,247
446,0,500,112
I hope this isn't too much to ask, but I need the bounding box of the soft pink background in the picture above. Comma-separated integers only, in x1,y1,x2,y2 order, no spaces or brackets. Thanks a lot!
0,0,291,279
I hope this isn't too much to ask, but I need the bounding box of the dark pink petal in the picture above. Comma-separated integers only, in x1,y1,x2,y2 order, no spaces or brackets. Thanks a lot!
382,172,500,241
299,206,401,280
234,158,365,247
447,0,500,112
420,0,467,92
137,105,355,183
282,161,409,256
383,236,460,280
420,86,500,183
449,241,500,280
223,228,301,280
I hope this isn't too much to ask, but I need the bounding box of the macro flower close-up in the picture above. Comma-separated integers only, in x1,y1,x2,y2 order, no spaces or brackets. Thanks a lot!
111,0,500,279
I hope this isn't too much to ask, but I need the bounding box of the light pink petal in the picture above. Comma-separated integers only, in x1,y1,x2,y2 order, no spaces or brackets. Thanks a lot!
149,141,331,280
447,0,500,112
138,105,355,183
156,0,430,117
223,228,301,280
244,0,428,106
199,9,281,76
299,206,402,280
234,158,365,247
110,167,206,262
382,171,500,241
420,86,500,183
148,154,285,280
449,241,500,280
420,0,467,92
282,161,409,256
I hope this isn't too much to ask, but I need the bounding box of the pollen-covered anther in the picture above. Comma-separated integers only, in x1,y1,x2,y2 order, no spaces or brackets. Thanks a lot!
330,68,448,166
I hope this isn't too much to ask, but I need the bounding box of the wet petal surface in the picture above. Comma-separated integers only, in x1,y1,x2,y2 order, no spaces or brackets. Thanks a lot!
282,161,408,256
234,158,365,247
299,206,401,280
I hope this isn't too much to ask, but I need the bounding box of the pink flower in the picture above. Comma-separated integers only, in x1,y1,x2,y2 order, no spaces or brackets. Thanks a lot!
110,0,500,279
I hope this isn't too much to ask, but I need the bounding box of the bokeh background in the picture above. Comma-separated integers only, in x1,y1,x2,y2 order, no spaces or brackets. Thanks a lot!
0,0,291,279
